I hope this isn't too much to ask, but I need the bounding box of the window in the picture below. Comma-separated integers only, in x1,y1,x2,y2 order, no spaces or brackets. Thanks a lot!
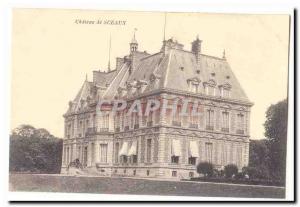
205,85,215,96
223,88,230,98
146,139,152,163
67,124,71,138
115,112,120,129
99,144,108,163
130,113,134,129
83,120,86,135
77,146,81,162
115,143,119,163
172,171,177,177
133,112,139,129
172,105,182,126
206,109,214,130
103,114,109,129
146,170,150,176
147,111,153,125
79,121,83,137
190,82,198,93
121,155,128,163
237,113,245,134
205,142,213,163
188,157,197,165
189,140,199,165
121,112,124,130
222,111,230,132
91,143,95,164
189,172,194,177
132,155,137,163
93,114,96,128
171,156,179,164
142,113,147,126
71,120,75,137
171,139,181,164
189,106,198,127
133,169,136,176
86,120,89,128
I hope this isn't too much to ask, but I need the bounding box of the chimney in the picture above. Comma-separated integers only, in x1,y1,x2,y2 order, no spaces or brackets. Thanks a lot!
116,57,124,70
191,35,202,64
161,38,184,54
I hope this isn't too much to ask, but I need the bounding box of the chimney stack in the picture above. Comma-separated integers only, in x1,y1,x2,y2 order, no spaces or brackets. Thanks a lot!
191,35,202,64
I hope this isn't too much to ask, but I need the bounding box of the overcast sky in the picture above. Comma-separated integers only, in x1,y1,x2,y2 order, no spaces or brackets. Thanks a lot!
11,9,289,139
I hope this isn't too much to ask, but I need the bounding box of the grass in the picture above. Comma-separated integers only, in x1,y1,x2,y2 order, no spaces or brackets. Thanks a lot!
9,173,285,199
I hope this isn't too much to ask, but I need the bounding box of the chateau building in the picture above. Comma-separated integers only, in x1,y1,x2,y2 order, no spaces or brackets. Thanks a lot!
61,33,253,179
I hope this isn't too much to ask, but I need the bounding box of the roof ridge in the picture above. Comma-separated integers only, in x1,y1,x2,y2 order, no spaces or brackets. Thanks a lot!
140,52,163,61
200,53,225,61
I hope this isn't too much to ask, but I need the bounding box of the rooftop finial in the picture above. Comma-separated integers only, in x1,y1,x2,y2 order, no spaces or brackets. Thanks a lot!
108,34,112,72
85,73,88,81
134,28,137,40
131,28,138,44
223,49,226,59
163,12,167,41
196,34,199,40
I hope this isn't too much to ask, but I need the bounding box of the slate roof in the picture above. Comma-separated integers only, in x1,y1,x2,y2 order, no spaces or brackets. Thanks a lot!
66,38,251,114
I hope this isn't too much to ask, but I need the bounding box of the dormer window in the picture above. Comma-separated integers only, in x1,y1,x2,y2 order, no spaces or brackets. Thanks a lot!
187,78,201,93
149,73,161,89
191,83,198,93
204,85,215,96
204,79,216,96
219,83,232,98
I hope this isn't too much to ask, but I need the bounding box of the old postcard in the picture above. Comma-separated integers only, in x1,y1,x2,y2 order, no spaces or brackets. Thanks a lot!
8,8,293,201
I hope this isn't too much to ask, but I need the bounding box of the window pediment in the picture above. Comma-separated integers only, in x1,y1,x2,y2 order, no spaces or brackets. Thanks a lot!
203,79,216,87
187,77,201,84
219,82,232,89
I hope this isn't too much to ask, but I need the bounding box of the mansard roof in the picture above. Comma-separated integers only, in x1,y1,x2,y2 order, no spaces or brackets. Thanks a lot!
66,37,251,115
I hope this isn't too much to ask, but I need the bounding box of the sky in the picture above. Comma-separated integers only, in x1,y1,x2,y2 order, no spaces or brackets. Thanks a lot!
11,9,290,139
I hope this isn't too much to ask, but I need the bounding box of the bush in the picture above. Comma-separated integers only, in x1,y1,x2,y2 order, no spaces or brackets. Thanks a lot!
197,162,214,177
242,166,271,180
224,164,238,178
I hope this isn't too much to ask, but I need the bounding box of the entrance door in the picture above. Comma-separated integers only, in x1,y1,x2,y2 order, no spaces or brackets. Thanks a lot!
83,146,88,167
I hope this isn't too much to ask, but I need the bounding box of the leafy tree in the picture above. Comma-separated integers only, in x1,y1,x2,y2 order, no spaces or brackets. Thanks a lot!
249,139,269,167
264,99,288,180
197,162,214,177
12,124,35,137
224,164,238,178
9,125,63,173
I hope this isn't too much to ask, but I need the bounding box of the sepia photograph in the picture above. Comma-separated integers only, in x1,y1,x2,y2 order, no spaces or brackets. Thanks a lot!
7,7,293,201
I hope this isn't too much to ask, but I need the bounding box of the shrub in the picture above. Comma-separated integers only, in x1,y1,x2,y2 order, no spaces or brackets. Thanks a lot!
242,166,271,180
235,172,244,179
197,162,214,177
224,164,238,178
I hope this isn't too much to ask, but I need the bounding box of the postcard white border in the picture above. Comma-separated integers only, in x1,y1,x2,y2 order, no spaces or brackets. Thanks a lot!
0,0,295,203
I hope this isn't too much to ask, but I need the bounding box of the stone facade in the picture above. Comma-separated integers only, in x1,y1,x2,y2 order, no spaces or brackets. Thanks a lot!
61,34,253,180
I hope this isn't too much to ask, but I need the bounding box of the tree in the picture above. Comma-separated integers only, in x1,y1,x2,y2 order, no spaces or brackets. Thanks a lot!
12,124,36,138
9,125,63,173
224,164,238,178
264,99,288,180
197,162,214,177
249,139,269,167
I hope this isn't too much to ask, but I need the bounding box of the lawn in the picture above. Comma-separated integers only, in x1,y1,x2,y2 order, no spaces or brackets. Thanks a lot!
9,173,285,199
